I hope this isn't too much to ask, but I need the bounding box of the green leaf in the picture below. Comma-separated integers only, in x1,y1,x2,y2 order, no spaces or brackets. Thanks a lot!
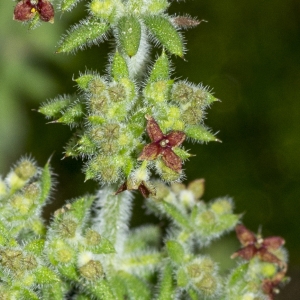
57,102,84,126
118,271,151,300
162,202,191,229
144,15,183,57
60,0,83,12
157,262,174,300
148,52,170,82
91,237,116,254
86,279,115,300
185,125,219,142
39,160,52,204
68,196,95,223
118,16,141,57
112,51,129,80
38,96,72,118
173,147,193,160
57,19,109,53
166,240,185,264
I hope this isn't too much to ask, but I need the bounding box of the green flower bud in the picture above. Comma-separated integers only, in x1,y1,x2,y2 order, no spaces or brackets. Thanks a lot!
48,239,75,264
194,273,218,295
85,229,101,246
210,198,233,215
79,260,103,280
90,0,115,20
0,249,23,272
107,83,127,102
144,80,171,103
117,16,141,57
89,94,109,115
89,77,107,95
58,219,78,238
11,195,34,215
172,82,193,103
187,179,205,200
13,159,37,182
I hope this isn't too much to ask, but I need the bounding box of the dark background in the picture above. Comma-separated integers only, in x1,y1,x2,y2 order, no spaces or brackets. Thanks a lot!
1,1,299,298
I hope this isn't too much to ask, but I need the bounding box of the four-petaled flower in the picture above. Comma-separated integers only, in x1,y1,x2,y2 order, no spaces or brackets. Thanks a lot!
231,224,285,265
14,0,54,23
138,115,186,173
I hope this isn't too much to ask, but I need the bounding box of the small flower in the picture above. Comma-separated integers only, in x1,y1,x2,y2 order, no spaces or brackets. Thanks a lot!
138,115,185,172
115,180,155,198
231,224,285,265
13,0,54,23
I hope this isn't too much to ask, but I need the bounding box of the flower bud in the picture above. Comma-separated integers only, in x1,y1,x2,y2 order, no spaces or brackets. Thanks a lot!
85,229,101,246
79,260,103,280
210,198,233,215
90,0,115,20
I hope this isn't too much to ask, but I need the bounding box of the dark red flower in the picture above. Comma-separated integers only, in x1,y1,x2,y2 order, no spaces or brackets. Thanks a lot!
115,180,155,198
138,115,185,173
13,0,54,23
13,0,36,21
231,224,285,265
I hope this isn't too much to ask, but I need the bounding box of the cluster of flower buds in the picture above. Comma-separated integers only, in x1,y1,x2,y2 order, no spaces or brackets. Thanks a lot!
39,52,219,193
147,179,240,246
13,0,54,24
228,225,288,299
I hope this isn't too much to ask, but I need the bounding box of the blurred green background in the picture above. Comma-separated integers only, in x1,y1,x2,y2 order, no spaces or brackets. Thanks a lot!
1,1,299,298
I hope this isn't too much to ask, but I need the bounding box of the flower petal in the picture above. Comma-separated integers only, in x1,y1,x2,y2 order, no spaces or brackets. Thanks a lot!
235,224,256,246
258,248,282,264
263,236,285,250
146,115,164,142
37,0,55,23
161,148,182,173
166,131,185,147
13,0,36,22
138,143,160,161
231,245,257,260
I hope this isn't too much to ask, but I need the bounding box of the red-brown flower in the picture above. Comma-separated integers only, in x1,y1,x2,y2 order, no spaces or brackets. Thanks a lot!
138,115,185,173
13,0,54,23
231,224,285,265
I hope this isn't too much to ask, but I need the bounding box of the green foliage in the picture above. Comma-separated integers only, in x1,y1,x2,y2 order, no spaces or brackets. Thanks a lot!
6,0,290,299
